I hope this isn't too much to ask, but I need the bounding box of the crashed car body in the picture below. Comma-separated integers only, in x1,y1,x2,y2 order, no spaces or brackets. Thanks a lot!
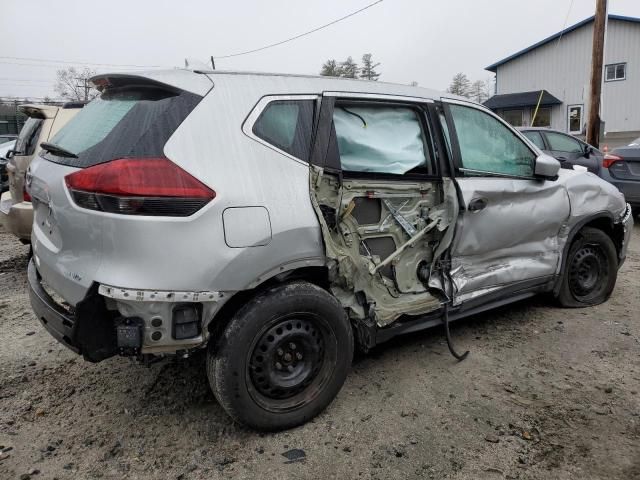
27,71,633,430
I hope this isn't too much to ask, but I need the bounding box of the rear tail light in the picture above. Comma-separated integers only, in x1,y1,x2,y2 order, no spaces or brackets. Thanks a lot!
23,185,31,202
64,157,215,216
603,154,622,169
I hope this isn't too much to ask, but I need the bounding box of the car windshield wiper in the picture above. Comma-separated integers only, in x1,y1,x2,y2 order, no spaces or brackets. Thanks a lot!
40,142,78,158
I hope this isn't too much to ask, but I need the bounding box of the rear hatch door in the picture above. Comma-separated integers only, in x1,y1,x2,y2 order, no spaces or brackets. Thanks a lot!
30,74,209,305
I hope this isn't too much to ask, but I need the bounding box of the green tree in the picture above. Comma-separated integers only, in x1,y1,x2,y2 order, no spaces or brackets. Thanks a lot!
320,59,342,77
359,53,380,81
340,56,359,79
447,72,471,98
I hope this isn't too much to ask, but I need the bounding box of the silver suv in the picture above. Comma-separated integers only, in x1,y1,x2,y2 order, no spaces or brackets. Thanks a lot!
27,70,633,430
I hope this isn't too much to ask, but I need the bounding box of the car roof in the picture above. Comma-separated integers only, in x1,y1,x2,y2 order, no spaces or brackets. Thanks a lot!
92,68,471,104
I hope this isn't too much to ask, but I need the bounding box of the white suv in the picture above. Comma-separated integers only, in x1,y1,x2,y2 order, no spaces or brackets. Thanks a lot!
27,70,633,430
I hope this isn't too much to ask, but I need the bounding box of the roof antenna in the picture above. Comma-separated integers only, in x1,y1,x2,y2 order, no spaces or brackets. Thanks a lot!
210,56,216,70
184,58,189,68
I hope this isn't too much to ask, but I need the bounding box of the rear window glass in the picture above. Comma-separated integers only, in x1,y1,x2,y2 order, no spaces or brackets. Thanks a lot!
44,86,201,168
252,100,315,160
15,117,43,156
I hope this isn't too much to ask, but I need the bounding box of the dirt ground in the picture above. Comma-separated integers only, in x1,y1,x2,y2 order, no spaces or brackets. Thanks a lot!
1,223,639,480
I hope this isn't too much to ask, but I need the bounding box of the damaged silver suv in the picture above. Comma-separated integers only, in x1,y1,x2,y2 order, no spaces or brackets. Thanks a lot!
27,70,633,430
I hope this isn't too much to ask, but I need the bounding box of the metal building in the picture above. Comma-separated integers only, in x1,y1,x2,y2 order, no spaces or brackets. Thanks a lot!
484,14,640,148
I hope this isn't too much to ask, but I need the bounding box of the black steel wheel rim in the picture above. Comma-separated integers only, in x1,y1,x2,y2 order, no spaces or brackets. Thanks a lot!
568,243,609,300
246,313,337,412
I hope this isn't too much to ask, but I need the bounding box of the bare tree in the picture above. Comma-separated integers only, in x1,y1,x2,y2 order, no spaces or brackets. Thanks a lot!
340,56,359,79
359,53,380,81
54,67,99,101
447,72,471,98
469,80,489,103
320,59,342,77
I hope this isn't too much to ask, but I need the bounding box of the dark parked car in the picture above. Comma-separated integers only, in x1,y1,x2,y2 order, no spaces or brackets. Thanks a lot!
600,137,640,214
518,127,603,173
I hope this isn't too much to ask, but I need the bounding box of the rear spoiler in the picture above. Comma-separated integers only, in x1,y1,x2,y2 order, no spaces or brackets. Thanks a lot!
90,70,213,97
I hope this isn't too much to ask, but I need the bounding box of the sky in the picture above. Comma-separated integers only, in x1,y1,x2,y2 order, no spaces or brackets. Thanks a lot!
2,0,640,99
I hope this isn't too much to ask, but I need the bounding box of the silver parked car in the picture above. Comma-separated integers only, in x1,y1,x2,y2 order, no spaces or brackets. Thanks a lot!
27,70,633,430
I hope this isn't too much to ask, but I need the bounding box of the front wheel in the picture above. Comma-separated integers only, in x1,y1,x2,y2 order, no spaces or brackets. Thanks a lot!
557,227,618,307
207,281,353,431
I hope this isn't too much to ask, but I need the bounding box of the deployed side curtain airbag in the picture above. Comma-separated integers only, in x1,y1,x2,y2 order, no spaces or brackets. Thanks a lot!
333,106,426,174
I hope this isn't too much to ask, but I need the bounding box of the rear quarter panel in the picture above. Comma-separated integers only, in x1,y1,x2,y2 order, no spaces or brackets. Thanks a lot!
95,75,324,293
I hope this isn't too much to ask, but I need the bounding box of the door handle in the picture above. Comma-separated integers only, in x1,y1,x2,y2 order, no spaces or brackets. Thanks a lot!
468,198,487,212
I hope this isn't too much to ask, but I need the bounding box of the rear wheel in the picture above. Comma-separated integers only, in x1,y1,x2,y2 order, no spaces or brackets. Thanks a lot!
207,281,353,431
557,227,618,307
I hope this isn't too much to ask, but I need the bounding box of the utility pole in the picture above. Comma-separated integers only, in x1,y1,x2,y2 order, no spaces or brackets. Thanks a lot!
586,0,607,147
74,77,90,101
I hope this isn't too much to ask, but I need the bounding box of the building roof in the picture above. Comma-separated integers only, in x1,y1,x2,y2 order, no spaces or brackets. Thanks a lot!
483,90,562,110
485,14,640,73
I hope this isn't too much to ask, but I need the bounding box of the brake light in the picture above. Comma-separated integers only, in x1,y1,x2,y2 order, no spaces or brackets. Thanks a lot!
23,185,31,202
603,154,622,169
64,157,215,216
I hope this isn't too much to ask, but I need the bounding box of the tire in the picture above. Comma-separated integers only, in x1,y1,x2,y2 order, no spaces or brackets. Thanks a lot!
557,227,618,307
207,281,353,431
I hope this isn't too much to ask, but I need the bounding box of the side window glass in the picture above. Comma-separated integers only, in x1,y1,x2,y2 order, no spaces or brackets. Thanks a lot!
252,100,315,160
523,131,546,150
545,132,583,154
332,104,432,175
448,104,535,177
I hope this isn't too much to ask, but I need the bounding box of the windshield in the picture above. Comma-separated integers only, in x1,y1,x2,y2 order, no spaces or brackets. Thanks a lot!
14,117,43,156
45,85,201,168
0,136,16,145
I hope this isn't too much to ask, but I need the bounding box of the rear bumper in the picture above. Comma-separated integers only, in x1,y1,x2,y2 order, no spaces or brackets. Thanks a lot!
0,191,33,241
28,259,79,354
28,259,117,362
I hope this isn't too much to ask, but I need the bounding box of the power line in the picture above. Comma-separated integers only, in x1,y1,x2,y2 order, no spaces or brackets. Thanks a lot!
213,0,383,59
0,0,384,70
0,60,153,70
0,77,52,84
0,55,165,69
556,0,576,46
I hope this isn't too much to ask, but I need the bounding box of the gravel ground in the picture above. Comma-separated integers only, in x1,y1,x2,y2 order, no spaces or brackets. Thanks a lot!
1,223,639,480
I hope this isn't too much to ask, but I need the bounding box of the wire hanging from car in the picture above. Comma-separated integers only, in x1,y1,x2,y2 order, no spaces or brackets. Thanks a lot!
339,107,367,128
438,255,469,362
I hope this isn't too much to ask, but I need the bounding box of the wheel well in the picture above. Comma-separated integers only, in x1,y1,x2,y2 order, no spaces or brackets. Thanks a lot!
582,217,624,256
206,266,330,344
553,214,623,296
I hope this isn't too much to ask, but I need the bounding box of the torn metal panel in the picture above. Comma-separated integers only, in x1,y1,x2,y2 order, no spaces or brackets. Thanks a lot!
310,167,456,326
449,168,630,305
449,176,570,305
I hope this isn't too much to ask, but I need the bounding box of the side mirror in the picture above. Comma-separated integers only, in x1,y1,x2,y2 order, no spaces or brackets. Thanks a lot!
6,149,19,159
534,154,561,179
584,145,593,157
